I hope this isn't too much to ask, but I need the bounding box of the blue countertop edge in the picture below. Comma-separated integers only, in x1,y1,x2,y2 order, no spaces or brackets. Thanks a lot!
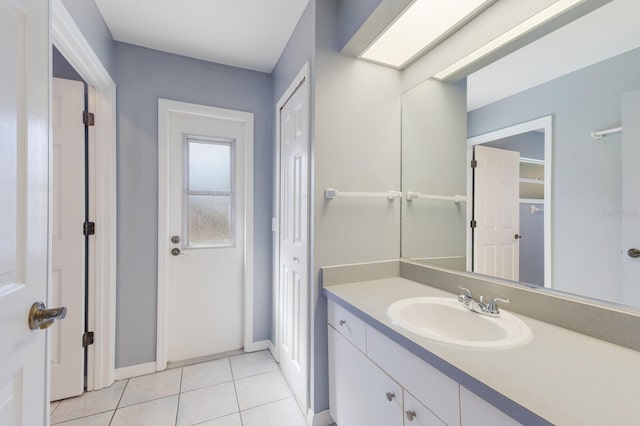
322,288,552,426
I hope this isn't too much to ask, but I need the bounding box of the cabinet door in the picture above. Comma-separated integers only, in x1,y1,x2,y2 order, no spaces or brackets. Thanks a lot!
329,327,403,426
460,387,522,426
404,391,446,426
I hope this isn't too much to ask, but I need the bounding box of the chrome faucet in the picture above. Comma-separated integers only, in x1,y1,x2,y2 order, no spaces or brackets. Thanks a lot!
457,286,510,318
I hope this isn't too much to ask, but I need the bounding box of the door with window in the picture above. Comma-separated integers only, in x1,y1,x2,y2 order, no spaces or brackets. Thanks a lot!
162,103,249,363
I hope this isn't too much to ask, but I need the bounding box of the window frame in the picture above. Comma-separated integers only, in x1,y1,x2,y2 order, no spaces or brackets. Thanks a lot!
182,133,236,249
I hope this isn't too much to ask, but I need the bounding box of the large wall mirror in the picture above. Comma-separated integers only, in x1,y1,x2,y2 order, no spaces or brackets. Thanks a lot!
401,0,640,310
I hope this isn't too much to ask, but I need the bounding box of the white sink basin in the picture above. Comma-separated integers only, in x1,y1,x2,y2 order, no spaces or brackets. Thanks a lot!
386,297,532,349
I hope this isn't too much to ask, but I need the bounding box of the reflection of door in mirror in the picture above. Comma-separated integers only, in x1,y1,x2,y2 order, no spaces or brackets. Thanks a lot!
473,145,521,282
466,118,552,288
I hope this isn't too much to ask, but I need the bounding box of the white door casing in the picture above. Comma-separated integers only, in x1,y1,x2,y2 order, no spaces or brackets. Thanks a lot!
51,78,86,401
276,63,310,413
52,0,118,391
158,100,255,369
621,90,640,305
0,0,50,424
474,145,521,281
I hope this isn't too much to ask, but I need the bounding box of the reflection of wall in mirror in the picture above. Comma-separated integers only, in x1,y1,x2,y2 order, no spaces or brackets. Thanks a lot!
401,79,467,264
468,46,640,305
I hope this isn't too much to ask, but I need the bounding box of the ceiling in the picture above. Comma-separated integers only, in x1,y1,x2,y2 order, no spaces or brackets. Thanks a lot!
94,0,310,73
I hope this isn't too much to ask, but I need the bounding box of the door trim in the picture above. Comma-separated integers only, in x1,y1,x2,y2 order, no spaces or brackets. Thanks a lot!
466,115,553,288
273,62,311,403
52,0,117,391
157,99,255,370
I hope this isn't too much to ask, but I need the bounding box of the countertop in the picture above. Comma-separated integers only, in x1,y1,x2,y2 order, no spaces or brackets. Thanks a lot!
324,276,640,425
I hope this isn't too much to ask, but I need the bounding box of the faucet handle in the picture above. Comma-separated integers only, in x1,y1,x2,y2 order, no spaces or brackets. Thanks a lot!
486,297,510,314
457,285,473,298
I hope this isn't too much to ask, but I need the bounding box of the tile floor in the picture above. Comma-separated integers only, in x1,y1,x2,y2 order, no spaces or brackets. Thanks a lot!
49,351,308,426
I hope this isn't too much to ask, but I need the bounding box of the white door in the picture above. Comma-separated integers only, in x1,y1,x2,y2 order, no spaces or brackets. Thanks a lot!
474,145,521,281
621,90,640,305
278,78,309,411
0,0,51,424
51,78,86,401
162,103,249,363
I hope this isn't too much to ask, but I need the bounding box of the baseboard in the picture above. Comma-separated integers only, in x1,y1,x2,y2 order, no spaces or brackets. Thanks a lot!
114,362,156,381
244,339,271,352
307,408,334,426
268,341,277,361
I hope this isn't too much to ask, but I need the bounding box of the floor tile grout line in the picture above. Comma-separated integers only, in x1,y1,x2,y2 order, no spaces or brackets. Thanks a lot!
175,367,184,426
229,357,245,426
50,409,114,425
109,379,130,425
239,395,295,414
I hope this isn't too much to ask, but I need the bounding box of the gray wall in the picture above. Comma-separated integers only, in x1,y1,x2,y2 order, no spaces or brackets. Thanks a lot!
61,0,116,78
468,47,640,304
114,42,273,368
53,46,84,82
314,0,402,412
337,0,382,50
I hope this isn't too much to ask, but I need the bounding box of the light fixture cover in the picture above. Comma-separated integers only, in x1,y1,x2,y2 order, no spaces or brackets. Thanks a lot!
360,0,495,68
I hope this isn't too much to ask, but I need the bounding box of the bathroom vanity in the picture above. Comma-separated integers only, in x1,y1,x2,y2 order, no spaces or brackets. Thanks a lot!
324,260,640,425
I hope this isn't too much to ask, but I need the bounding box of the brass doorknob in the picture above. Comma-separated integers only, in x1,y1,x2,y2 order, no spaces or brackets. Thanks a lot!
628,248,640,258
28,302,67,330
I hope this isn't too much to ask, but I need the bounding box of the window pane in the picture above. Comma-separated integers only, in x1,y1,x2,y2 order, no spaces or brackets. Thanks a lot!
188,195,231,246
188,140,231,192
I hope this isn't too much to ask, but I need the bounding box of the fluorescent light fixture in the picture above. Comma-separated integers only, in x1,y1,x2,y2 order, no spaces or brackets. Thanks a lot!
434,0,585,80
360,0,495,68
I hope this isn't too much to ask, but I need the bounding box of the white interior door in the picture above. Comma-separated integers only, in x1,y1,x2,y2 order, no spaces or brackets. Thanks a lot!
474,145,521,281
51,77,86,401
278,77,309,411
0,0,51,424
164,105,248,363
621,90,640,305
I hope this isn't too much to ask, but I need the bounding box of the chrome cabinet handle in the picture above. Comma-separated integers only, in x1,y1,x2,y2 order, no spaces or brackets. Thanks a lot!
386,392,395,401
515,234,523,239
28,302,67,330
339,320,346,326
406,410,417,421
628,248,640,258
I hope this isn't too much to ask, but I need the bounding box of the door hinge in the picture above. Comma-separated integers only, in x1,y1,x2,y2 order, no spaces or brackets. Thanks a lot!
83,221,95,236
470,159,478,168
82,331,94,347
470,220,477,228
83,111,95,126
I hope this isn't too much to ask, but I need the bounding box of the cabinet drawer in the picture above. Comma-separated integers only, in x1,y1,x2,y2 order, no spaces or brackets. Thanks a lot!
328,300,366,352
366,327,460,426
404,391,446,426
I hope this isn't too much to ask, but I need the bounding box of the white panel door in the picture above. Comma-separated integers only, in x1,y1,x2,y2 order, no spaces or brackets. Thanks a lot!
0,0,50,424
278,79,309,411
51,77,86,401
621,90,640,305
165,107,247,362
474,145,521,281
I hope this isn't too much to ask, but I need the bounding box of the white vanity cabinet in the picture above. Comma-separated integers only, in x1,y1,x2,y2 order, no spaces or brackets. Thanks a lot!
328,327,403,426
328,299,524,426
